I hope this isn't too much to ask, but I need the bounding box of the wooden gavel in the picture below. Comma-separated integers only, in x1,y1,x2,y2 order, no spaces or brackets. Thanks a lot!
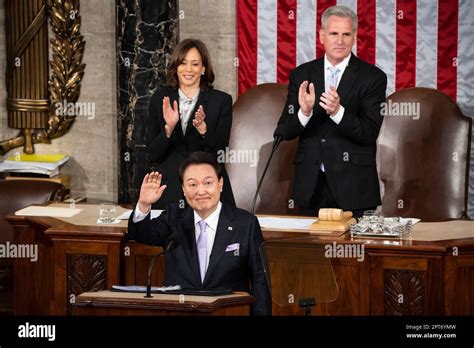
318,208,353,221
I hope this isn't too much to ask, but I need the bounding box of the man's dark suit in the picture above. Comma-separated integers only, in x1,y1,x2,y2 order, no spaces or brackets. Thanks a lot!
275,53,387,211
127,203,272,316
147,87,235,208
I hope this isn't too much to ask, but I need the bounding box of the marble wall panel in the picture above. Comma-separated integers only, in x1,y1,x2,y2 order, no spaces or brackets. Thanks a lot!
117,0,178,203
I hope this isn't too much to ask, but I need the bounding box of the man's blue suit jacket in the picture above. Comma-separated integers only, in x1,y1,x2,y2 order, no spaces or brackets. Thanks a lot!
127,203,272,315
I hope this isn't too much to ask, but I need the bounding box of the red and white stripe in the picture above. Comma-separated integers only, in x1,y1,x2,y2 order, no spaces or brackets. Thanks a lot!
237,0,474,118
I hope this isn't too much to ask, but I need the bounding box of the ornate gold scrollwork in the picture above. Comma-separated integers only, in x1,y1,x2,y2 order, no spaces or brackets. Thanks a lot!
0,0,86,155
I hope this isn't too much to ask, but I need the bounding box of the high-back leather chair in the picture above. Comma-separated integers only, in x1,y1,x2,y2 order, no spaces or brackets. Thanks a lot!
377,87,472,221
228,83,298,214
0,179,66,314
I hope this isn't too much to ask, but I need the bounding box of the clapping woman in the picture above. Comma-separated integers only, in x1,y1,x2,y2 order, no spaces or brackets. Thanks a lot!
146,38,235,208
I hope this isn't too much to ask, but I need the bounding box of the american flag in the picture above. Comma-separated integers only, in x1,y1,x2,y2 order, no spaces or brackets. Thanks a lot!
236,0,474,118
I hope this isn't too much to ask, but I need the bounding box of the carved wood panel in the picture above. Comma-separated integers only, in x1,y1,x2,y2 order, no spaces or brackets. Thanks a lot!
384,269,425,315
67,254,107,314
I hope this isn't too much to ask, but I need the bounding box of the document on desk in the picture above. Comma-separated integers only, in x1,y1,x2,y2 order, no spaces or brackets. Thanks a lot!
15,206,83,218
111,285,181,293
116,209,164,220
257,216,317,230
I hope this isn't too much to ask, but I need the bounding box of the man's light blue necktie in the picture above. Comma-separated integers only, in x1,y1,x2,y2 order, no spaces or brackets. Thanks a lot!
197,220,208,282
326,66,340,92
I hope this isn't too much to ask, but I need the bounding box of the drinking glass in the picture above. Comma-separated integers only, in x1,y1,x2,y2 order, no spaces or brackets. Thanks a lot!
99,203,116,223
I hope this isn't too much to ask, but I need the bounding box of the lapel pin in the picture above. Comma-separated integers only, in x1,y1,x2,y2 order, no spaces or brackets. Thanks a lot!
228,226,233,230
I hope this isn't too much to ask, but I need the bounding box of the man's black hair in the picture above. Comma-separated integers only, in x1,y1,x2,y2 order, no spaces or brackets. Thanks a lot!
179,151,222,183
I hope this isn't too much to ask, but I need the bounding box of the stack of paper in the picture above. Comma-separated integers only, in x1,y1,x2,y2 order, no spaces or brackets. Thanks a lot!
0,154,69,177
15,206,83,218
257,216,317,230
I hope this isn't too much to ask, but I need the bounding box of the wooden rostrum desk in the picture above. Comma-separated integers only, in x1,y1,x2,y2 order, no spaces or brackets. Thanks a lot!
73,290,255,316
6,203,474,316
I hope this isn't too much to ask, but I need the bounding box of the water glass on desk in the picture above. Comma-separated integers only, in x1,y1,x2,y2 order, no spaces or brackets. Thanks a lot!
99,203,116,223
360,210,383,224
358,210,384,233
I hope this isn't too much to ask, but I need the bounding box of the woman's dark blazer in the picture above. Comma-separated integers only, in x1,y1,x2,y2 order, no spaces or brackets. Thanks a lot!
146,87,235,208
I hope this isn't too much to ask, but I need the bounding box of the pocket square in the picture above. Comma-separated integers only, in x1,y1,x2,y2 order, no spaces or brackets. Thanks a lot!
225,243,240,252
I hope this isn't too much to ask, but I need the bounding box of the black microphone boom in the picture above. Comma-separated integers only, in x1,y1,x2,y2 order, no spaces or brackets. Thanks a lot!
145,238,177,298
251,135,282,214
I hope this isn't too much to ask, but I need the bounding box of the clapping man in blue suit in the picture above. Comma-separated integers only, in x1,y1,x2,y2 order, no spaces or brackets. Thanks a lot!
275,5,387,218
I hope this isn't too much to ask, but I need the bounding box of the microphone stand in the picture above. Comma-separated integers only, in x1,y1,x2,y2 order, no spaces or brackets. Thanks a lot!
251,136,282,214
144,240,175,298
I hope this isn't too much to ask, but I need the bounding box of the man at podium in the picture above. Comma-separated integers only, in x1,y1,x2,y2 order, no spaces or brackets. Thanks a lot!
128,151,271,315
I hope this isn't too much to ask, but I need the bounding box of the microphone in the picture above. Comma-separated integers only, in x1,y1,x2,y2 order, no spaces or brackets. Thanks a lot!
272,135,282,150
144,234,180,298
251,135,283,214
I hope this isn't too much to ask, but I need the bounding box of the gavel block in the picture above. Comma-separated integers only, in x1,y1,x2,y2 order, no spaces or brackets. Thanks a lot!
309,208,357,232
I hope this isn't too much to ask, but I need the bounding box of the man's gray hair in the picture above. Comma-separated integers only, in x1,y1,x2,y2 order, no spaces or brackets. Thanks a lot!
321,5,358,32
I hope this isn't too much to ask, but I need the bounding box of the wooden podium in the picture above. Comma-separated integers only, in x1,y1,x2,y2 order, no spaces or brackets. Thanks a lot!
72,290,255,316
